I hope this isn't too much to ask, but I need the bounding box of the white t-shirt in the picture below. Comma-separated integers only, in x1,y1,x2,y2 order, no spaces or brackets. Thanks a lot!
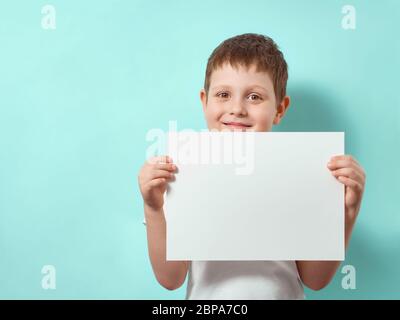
143,219,305,299
186,260,304,300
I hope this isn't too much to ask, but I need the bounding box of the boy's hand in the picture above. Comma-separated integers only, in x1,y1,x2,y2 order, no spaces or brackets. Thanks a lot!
138,155,177,211
327,155,366,223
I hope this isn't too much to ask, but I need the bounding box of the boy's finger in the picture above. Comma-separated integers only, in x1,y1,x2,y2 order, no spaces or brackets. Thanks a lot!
330,154,362,167
328,160,366,180
146,155,173,165
147,178,167,189
155,163,177,172
330,154,357,161
156,155,173,164
337,176,363,192
150,169,174,180
327,159,358,170
331,167,365,184
330,154,349,160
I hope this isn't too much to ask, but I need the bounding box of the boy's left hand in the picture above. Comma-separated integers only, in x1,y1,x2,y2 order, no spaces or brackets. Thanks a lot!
327,155,366,223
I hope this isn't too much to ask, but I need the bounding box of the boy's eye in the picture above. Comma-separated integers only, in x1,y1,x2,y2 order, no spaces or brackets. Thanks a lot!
216,92,230,99
248,93,262,101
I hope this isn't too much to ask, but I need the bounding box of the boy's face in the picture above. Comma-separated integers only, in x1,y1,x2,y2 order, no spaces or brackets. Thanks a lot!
200,63,290,132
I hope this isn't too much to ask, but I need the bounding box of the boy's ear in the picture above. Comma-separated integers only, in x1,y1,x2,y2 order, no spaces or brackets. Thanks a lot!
273,95,290,125
200,89,207,112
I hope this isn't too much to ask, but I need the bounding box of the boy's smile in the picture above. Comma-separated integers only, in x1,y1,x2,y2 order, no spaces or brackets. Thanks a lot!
200,63,290,132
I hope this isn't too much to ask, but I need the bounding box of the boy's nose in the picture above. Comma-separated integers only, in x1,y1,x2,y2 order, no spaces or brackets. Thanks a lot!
230,101,247,116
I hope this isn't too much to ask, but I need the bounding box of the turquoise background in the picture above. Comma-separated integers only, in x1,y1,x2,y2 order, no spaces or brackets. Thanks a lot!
0,0,399,299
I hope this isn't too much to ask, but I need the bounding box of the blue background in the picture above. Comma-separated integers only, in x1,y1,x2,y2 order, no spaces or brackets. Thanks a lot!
0,0,399,299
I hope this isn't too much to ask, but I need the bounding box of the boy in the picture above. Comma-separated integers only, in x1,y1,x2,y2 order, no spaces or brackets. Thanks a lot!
138,33,366,299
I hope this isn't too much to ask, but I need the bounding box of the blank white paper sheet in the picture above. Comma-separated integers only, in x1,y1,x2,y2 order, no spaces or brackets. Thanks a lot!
164,132,344,261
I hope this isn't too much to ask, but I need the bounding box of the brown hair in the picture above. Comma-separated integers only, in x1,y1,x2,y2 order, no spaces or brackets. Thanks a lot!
204,33,288,105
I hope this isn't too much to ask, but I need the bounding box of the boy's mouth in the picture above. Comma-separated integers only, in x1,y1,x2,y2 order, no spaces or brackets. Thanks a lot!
222,121,252,130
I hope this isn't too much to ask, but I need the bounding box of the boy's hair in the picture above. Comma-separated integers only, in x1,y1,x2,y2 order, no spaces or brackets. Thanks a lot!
204,33,288,105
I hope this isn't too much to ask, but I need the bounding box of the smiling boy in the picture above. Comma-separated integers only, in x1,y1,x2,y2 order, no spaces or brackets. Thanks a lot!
138,33,366,299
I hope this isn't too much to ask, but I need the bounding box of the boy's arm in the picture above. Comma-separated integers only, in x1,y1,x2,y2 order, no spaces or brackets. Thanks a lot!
139,155,188,290
296,211,356,290
297,155,365,291
145,205,188,290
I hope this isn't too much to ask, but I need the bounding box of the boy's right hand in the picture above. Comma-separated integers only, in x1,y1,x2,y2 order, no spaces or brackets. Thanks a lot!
138,155,177,211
